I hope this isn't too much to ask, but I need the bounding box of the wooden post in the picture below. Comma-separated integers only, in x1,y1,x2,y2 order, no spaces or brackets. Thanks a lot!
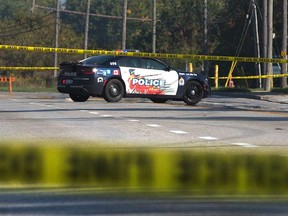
54,0,60,78
265,0,274,91
215,65,219,88
188,63,193,72
281,0,287,88
225,61,237,87
84,0,91,59
122,0,127,50
9,77,13,95
152,0,157,53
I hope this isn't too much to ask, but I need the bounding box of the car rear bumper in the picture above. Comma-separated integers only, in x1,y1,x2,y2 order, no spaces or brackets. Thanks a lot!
57,77,104,96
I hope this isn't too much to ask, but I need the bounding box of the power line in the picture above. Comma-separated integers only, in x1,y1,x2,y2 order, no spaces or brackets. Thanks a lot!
34,4,152,22
235,3,253,57
212,2,246,23
0,12,54,33
207,9,221,35
0,21,53,38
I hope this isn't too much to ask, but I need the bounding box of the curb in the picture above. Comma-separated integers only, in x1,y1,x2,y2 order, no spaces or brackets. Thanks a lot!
212,91,288,104
212,92,262,100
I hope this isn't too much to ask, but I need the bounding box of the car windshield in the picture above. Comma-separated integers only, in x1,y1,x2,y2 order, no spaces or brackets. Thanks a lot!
79,55,115,65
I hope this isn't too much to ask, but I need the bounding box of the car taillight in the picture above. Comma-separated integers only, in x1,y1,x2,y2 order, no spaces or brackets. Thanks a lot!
84,70,94,75
84,68,97,75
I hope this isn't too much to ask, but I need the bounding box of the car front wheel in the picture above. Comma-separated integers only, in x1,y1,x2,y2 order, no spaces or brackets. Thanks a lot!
183,81,204,105
69,93,89,102
103,79,124,102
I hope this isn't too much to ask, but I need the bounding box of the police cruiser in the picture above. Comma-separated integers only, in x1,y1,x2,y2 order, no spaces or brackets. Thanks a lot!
57,55,211,105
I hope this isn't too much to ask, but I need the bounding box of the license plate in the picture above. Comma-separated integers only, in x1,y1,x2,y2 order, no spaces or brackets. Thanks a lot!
62,79,73,85
64,72,77,76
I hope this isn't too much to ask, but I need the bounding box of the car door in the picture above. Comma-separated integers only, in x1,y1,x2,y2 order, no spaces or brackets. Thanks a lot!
119,57,179,95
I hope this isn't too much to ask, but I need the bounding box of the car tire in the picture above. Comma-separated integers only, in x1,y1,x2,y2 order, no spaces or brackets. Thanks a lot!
150,98,168,103
183,81,204,105
69,93,89,102
103,79,124,102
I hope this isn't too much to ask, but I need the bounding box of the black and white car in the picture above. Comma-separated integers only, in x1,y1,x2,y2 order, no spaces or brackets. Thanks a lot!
57,55,211,105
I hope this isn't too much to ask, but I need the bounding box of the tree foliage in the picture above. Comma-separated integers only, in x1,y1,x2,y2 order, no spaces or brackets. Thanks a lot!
0,0,286,88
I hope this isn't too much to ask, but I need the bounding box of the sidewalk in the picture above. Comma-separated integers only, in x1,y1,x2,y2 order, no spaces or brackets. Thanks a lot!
213,91,288,104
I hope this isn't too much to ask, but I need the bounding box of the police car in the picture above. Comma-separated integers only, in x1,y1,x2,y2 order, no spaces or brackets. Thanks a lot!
57,55,210,105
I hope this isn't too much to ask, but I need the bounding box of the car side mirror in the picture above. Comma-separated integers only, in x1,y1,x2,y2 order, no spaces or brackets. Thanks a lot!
165,66,172,71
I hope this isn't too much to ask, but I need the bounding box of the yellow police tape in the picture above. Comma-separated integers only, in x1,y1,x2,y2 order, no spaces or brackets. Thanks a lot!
0,67,58,71
1,44,288,64
210,73,288,80
1,66,286,80
1,144,288,196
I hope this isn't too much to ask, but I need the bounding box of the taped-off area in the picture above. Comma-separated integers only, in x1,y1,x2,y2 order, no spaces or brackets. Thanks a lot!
1,44,288,64
0,77,15,82
1,144,288,196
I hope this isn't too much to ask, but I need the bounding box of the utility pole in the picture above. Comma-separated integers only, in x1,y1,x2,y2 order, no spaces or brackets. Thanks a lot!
251,0,262,88
84,0,91,59
262,0,268,88
122,0,127,50
266,0,273,91
281,0,287,88
54,0,60,78
203,0,208,75
152,0,157,53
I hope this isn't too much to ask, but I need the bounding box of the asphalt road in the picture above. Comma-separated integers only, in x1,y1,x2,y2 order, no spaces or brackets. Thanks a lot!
0,92,287,149
0,188,288,216
0,92,288,215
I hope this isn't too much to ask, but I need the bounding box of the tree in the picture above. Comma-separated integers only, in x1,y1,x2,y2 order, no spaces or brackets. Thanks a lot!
0,0,82,86
1,0,287,89
0,0,31,19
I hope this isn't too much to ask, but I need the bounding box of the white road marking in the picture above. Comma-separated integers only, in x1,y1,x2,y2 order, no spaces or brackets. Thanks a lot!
36,104,53,108
43,105,59,109
199,136,219,140
128,119,140,122
29,103,58,109
100,115,113,117
147,124,161,128
232,143,259,148
170,130,188,134
89,111,99,115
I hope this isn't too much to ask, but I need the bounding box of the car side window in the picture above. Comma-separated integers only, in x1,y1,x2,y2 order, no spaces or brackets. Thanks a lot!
81,56,115,65
118,58,141,68
141,59,167,70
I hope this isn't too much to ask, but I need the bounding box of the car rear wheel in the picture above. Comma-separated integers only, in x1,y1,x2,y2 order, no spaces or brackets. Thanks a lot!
103,79,124,102
69,93,89,102
183,81,204,105
150,98,168,103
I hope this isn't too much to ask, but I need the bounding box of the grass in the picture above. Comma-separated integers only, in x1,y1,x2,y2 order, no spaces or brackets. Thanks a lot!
0,76,57,93
0,86,57,92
